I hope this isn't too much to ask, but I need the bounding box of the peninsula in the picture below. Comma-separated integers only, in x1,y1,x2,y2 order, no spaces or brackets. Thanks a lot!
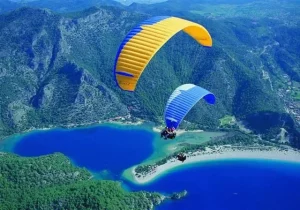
129,131,300,184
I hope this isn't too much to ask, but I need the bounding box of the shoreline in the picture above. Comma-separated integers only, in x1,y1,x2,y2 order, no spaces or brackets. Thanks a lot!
1,117,206,143
131,146,300,184
0,116,145,142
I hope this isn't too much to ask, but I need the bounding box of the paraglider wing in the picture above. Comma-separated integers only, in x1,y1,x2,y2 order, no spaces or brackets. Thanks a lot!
164,84,215,129
114,16,212,91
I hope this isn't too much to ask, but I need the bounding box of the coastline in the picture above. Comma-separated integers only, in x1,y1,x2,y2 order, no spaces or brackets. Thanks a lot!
131,146,300,184
0,115,145,142
0,116,148,154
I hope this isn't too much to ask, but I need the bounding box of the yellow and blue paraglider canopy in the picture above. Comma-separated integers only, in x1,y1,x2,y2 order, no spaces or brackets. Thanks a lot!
164,84,215,129
113,16,212,91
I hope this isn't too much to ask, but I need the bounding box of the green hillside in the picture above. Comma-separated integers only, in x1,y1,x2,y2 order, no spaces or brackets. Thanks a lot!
0,152,166,209
0,1,299,148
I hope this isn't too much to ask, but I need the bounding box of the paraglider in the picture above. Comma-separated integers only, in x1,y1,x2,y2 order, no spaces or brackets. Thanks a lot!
176,153,187,162
113,16,212,91
161,84,215,140
161,126,176,139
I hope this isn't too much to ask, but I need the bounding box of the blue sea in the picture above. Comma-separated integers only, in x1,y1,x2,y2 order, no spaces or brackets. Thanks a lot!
12,125,154,177
3,125,300,210
128,160,300,210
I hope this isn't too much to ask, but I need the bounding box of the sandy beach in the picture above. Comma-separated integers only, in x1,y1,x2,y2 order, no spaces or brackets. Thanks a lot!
132,146,300,184
105,120,144,126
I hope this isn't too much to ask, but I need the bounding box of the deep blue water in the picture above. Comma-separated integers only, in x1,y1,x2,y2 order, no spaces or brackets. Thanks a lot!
124,160,300,210
13,125,154,176
8,126,300,210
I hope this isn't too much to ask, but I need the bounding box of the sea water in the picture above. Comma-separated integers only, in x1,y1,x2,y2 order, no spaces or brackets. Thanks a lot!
125,159,300,210
11,125,154,177
4,125,300,210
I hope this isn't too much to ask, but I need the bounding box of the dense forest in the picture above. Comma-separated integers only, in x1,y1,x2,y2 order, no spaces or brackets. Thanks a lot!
0,152,168,210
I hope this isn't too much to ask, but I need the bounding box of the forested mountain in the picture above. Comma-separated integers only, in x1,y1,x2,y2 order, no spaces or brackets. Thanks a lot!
0,1,299,148
0,0,123,13
0,152,168,209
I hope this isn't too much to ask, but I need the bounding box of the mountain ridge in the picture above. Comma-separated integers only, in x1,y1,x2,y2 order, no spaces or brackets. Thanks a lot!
0,4,299,148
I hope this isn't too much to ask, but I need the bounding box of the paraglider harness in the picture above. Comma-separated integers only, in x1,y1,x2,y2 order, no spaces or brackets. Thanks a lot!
176,153,186,162
161,127,176,139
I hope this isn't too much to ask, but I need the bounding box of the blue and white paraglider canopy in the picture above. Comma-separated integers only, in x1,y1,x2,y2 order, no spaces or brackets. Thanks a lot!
164,84,216,129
